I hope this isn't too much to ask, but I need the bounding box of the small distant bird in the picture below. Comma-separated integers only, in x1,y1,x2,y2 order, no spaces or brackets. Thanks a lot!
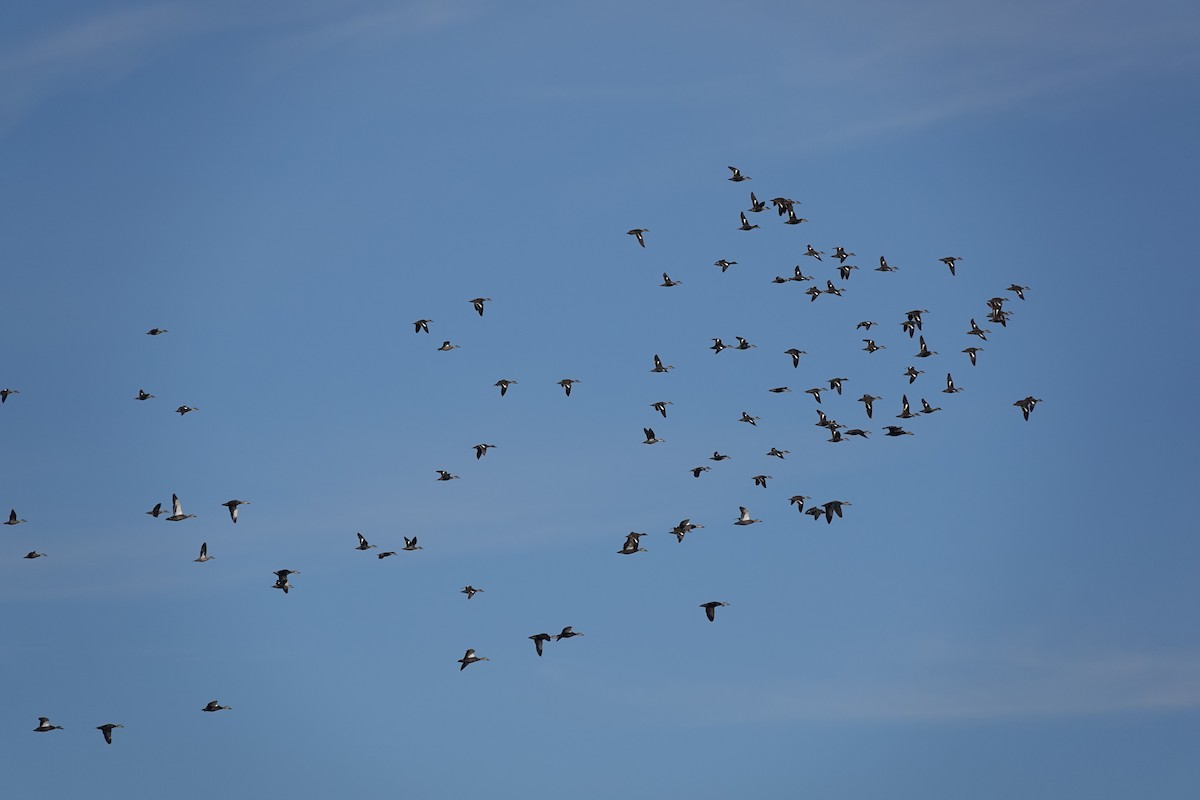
738,212,759,231
413,319,432,333
0,388,18,404
738,412,759,426
470,297,492,316
833,247,856,263
651,354,674,373
906,309,928,328
828,377,848,395
804,244,824,261
711,338,730,354
700,601,729,622
650,400,672,418
805,387,825,404
837,264,859,280
145,502,164,518
735,336,756,350
752,474,772,488
403,537,423,551
627,228,649,247
734,506,760,526
473,443,496,460
806,286,823,302
461,586,483,599
660,273,682,287
963,346,983,366
530,633,554,656
915,336,937,358
1007,284,1029,300
690,466,711,477
643,427,665,445
822,500,851,523
768,386,791,394
791,266,813,281
920,399,942,414
6,508,26,525
494,379,517,396
34,717,63,732
711,452,731,461
669,519,703,543
377,551,397,559
136,389,154,401
824,280,844,297
202,701,231,712
846,429,871,438
943,373,964,394
904,366,924,384
437,341,460,351
785,348,807,368
727,166,750,182
789,495,810,513
166,494,195,522
97,723,124,745
272,569,300,593
766,447,789,459
222,500,249,523
862,339,885,354
858,394,881,418
783,207,807,225
1014,396,1043,421
939,256,963,275
877,256,898,272
883,426,913,437
555,626,583,641
772,197,796,216
355,532,377,551
435,470,459,481
967,319,989,341
176,406,198,415
194,542,213,563
748,191,767,212
458,649,489,671
620,532,649,554
24,551,47,559
901,320,918,339
714,259,737,272
897,394,918,419
146,328,168,335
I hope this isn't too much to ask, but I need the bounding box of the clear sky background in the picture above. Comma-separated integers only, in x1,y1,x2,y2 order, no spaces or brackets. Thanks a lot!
3,1,1199,797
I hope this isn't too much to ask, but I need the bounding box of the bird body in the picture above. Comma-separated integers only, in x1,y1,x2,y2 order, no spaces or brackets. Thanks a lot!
166,494,195,521
700,601,729,622
222,500,249,523
97,723,124,744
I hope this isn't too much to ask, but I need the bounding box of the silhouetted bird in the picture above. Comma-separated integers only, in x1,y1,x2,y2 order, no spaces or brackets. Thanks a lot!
700,601,729,622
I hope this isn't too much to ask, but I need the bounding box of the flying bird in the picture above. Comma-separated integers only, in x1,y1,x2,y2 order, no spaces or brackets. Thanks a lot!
458,649,489,671
651,354,674,373
529,633,554,657
34,717,63,732
939,256,963,275
738,212,759,231
963,346,983,366
660,273,682,287
221,500,249,523
700,601,729,622
473,443,496,459
176,406,198,415
642,427,665,444
437,341,461,351
470,297,492,316
627,228,648,247
714,259,737,272
403,537,423,551
6,508,26,525
96,723,124,745
734,506,761,526
202,701,231,712
355,532,378,551
413,319,432,333
494,379,518,396
555,626,583,641
166,494,195,522
461,586,483,600
146,328,168,335
727,166,750,182
650,401,672,418
435,470,460,481
785,348,807,367
136,389,155,400
194,542,213,563
943,373,964,394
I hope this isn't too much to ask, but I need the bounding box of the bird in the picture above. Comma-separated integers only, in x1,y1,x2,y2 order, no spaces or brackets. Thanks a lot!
904,366,924,384
651,354,674,373
883,426,913,437
738,412,759,426
791,266,813,281
355,532,377,551
136,389,155,400
413,319,432,333
920,399,942,414
939,256,963,275
714,259,737,272
906,309,928,329
766,447,789,459
194,542,213,563
6,508,26,525
272,569,300,593
967,319,990,341
783,207,808,225
473,443,496,460
700,601,729,622
805,387,824,403
805,507,825,522
738,212,759,231
555,626,583,641
822,500,851,523
494,379,518,396
435,470,459,481
748,191,767,212
221,500,249,523
734,336,756,350
963,346,983,366
669,519,703,543
752,474,772,488
643,427,665,445
771,197,796,216
824,280,845,297
461,586,483,599
789,495,810,513
529,633,554,656
785,348,807,368
377,551,397,559
96,723,124,745
862,339,885,354
0,388,19,405
146,328,168,335
877,256,898,272
915,336,937,358
727,166,750,181
690,466,711,478
660,273,682,287
34,717,63,732
833,247,856,263
828,377,848,395
619,531,649,554
804,244,824,261
806,286,824,302
176,406,198,415
858,394,881,418
650,401,672,418
846,428,871,438
901,319,918,339
145,502,165,518
943,373,964,394
458,649,489,670
403,536,423,551
627,229,648,247
202,701,231,712
734,506,761,526
711,338,730,354
837,264,859,281
1007,284,1030,300
470,297,492,316
24,551,47,559
897,395,918,419
437,341,461,351
1014,396,1043,421
166,494,196,522
711,452,731,461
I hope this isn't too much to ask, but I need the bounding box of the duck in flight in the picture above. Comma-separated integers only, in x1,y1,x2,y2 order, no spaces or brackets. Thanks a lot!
6,508,26,525
529,633,554,657
413,319,432,333
166,494,195,522
627,228,648,247
727,166,750,182
97,723,124,745
34,717,63,732
194,542,213,563
202,701,231,712
734,506,761,526
700,601,729,622
222,500,249,523
651,354,674,373
355,532,378,551
461,585,483,599
470,297,492,317
458,649,489,671
473,443,496,460
136,389,155,401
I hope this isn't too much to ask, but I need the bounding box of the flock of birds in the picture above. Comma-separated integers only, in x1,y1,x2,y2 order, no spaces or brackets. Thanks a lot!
11,164,1040,746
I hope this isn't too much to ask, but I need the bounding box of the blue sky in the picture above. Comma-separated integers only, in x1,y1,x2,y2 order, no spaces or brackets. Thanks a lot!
3,1,1199,797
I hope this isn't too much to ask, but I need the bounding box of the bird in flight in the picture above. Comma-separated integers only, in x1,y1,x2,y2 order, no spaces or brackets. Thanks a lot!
529,633,554,657
194,542,213,563
627,228,648,247
6,508,26,526
355,532,377,551
222,500,249,523
166,494,196,521
727,166,750,182
136,389,155,401
458,648,489,671
34,717,63,732
146,328,168,336
470,297,492,316
700,601,729,622
97,723,124,745
558,378,580,397
461,586,483,600
202,701,231,712
413,319,432,333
